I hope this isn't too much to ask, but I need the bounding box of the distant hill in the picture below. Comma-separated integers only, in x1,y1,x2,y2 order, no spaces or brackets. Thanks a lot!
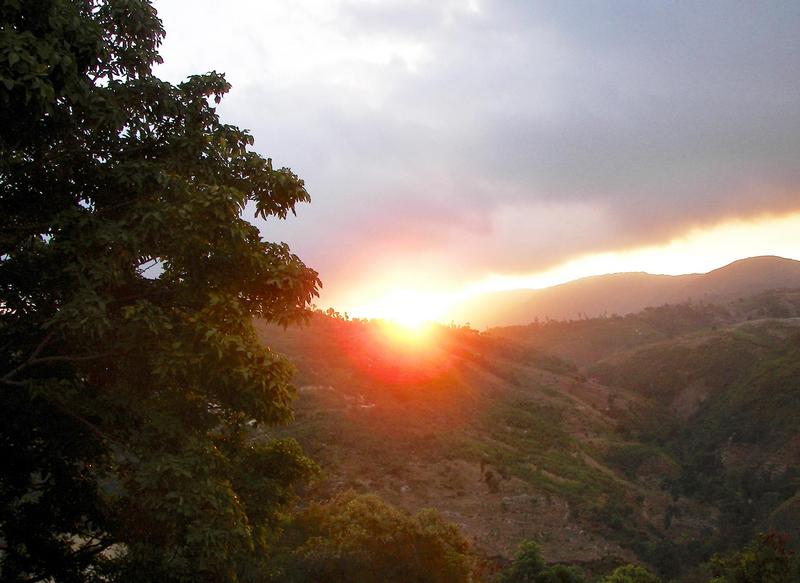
446,256,800,327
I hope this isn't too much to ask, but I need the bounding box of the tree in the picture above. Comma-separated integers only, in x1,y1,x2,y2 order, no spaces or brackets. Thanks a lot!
271,491,479,583
1,1,320,580
708,533,799,583
600,564,661,583
496,540,585,583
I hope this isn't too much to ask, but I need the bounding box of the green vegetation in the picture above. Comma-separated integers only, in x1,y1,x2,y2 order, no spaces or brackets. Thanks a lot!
708,533,800,582
590,319,800,551
497,540,585,583
600,565,660,583
271,491,479,583
590,330,763,407
603,444,674,481
496,303,732,366
1,1,319,580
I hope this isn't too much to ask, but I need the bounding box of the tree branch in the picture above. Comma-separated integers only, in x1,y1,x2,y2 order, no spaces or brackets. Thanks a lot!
1,332,115,386
2,351,111,386
49,398,123,446
1,331,54,384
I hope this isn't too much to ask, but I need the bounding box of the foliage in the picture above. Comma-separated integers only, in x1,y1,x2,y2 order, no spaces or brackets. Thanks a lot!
270,491,479,583
496,540,585,583
497,540,546,582
590,331,759,407
599,564,661,583
708,533,799,583
0,0,319,580
592,320,800,551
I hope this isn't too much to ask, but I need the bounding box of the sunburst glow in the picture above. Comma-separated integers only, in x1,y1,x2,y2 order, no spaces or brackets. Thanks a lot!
343,211,800,326
350,290,450,331
376,319,434,348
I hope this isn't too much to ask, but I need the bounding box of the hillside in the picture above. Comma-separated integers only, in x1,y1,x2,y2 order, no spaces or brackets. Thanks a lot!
445,256,800,327
256,288,800,579
588,317,800,550
256,316,654,571
492,288,800,366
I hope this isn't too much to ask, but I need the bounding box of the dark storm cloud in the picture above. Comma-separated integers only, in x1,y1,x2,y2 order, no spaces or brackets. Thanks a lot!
155,0,800,299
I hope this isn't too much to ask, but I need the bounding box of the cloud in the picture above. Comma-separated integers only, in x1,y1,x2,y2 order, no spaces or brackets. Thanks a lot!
153,0,800,306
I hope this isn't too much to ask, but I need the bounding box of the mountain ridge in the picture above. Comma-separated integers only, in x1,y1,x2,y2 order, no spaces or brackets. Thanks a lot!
446,255,800,328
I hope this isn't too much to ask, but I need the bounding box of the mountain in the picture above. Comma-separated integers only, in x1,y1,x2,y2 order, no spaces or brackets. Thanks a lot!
255,288,800,578
445,256,800,327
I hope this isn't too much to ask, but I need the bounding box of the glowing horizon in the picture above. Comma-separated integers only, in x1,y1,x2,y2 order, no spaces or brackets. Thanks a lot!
344,211,800,326
153,2,800,331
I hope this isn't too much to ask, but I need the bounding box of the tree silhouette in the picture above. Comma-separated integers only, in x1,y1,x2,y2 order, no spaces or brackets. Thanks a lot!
0,1,319,580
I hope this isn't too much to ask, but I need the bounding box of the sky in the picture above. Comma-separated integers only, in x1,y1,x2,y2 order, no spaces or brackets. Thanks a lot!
153,0,800,322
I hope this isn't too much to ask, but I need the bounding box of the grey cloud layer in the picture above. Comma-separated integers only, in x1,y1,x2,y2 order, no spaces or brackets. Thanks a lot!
156,0,800,299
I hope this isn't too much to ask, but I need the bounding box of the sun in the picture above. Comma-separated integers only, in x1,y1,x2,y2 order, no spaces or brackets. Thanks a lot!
385,303,429,331
349,289,450,335
377,319,432,348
